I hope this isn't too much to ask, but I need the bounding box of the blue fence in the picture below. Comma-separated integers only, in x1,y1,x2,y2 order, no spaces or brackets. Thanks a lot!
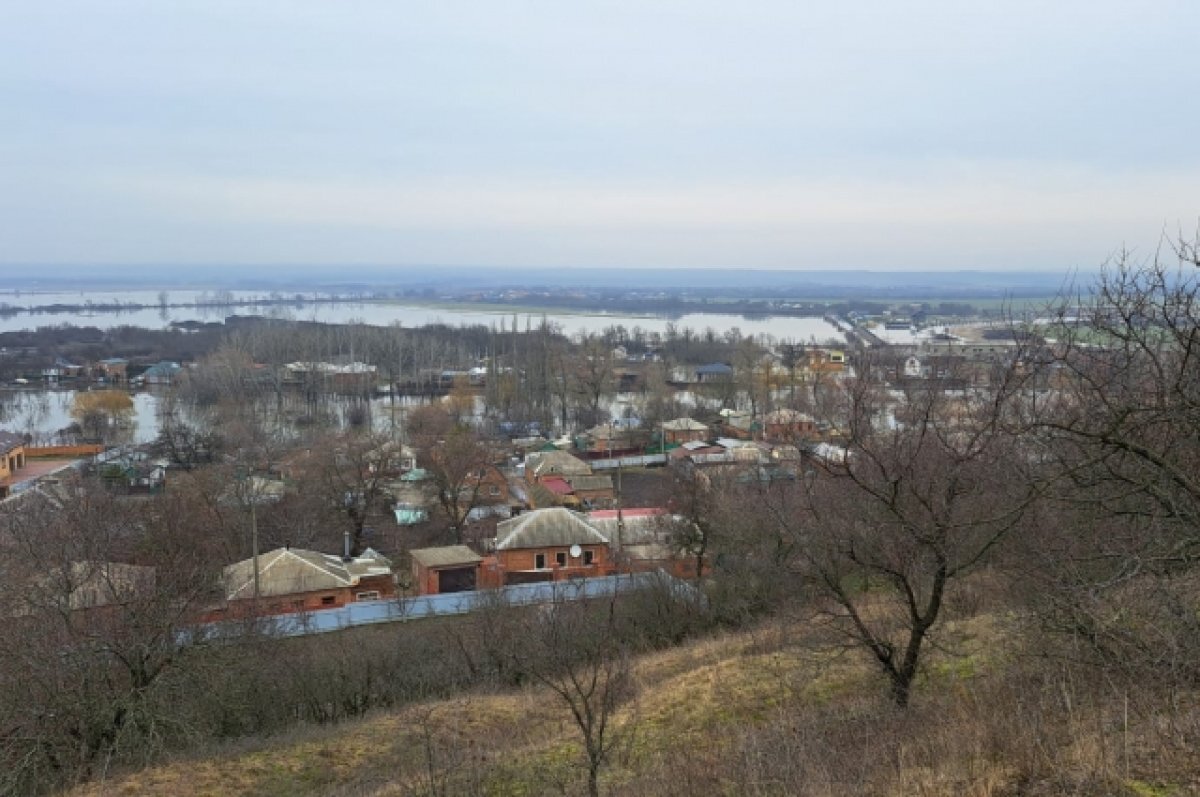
201,571,700,640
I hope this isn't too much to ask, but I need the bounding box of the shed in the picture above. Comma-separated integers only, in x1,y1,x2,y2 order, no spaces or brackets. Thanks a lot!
410,545,484,595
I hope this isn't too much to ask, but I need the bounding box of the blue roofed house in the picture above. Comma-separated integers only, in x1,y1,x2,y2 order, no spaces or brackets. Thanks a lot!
694,363,734,383
142,361,183,385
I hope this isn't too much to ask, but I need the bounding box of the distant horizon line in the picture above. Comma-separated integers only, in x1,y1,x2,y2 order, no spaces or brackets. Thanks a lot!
0,263,1093,273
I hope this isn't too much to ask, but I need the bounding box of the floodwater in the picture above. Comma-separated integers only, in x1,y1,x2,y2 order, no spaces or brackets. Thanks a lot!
0,386,711,445
0,389,163,445
0,289,846,342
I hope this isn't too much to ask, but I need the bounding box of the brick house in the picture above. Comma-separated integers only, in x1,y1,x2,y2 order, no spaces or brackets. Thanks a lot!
480,507,611,587
763,409,817,442
0,431,28,498
661,417,709,445
95,358,129,384
214,547,395,618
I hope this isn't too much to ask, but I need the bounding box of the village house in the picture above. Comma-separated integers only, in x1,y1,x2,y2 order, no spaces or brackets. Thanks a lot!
801,348,846,374
285,360,378,394
1,431,27,479
94,357,128,384
661,417,709,445
716,409,757,440
214,547,396,618
97,451,168,494
463,462,518,521
0,431,28,499
692,362,734,384
41,356,85,384
139,360,183,385
587,508,700,580
527,475,578,509
565,473,615,508
61,561,158,613
524,449,593,484
479,507,612,587
579,422,643,454
763,409,817,442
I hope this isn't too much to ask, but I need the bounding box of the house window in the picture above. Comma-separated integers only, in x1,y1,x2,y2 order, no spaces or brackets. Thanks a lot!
583,550,594,565
489,485,500,496
321,595,336,606
556,552,567,568
356,590,381,601
534,553,547,569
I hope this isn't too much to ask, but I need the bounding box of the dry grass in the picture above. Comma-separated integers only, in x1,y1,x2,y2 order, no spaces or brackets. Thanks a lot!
67,612,1200,797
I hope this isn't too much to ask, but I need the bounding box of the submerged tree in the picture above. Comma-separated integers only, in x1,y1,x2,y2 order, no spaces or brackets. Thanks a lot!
70,390,134,441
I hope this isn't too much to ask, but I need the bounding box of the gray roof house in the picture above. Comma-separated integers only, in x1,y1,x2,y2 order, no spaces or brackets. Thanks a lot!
494,507,609,550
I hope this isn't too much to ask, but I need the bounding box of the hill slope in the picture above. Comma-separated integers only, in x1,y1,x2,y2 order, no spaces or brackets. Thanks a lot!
70,614,1199,797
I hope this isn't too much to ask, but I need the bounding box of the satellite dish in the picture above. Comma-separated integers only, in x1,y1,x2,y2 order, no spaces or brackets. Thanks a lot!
569,544,583,558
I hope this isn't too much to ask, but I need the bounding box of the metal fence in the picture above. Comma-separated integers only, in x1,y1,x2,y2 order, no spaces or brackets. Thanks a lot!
202,570,700,640
588,453,667,470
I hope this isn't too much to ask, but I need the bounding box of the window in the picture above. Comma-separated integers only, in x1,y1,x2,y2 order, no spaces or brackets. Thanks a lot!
321,595,336,606
535,553,546,569
489,485,500,496
583,550,594,565
356,590,381,601
556,552,567,568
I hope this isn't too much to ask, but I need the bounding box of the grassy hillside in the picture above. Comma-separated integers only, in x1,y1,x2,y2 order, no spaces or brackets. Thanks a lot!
68,610,1200,797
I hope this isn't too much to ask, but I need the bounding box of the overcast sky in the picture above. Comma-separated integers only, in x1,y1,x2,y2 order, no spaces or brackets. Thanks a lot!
2,1,1197,272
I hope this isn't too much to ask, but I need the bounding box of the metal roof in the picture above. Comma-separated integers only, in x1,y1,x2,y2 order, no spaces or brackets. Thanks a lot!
0,431,25,455
410,545,483,569
567,474,613,492
662,418,708,431
526,450,592,477
223,548,392,601
542,476,574,495
495,507,609,550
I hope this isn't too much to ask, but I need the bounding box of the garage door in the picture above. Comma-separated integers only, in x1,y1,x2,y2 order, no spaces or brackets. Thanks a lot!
437,566,477,593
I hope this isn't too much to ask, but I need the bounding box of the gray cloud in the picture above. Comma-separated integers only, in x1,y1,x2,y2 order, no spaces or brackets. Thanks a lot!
2,0,1197,270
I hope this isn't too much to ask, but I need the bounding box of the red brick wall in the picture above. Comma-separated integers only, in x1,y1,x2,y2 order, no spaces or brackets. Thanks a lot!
27,444,103,458
497,544,609,577
664,429,707,445
204,576,396,620
412,562,440,596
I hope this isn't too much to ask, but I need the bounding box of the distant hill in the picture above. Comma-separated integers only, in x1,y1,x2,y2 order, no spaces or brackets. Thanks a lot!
0,264,1085,298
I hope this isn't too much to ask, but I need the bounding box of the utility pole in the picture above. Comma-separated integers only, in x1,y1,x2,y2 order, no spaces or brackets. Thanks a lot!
251,495,260,605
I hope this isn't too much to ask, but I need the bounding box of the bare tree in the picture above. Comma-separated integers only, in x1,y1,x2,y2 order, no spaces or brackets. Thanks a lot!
571,334,617,428
759,361,1036,706
409,405,493,544
1014,233,1200,678
0,476,226,793
307,430,406,556
505,595,635,797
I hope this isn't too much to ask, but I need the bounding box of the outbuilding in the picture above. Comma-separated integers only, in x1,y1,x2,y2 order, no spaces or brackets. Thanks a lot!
410,545,484,595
